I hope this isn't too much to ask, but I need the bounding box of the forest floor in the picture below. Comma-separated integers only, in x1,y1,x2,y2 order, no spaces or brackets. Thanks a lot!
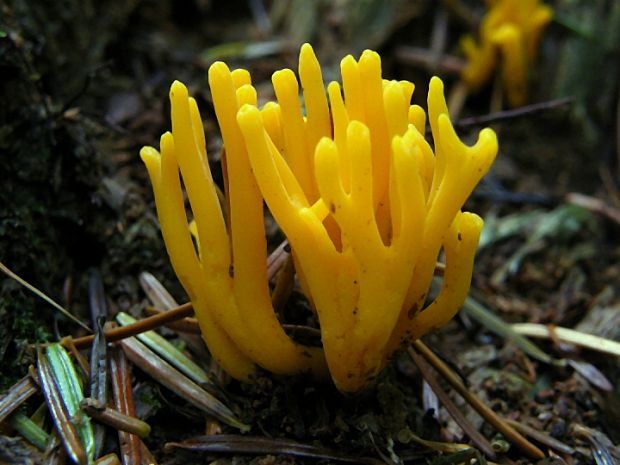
1,1,620,464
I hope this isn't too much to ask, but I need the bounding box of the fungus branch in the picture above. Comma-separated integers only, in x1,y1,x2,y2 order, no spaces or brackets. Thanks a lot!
141,43,498,392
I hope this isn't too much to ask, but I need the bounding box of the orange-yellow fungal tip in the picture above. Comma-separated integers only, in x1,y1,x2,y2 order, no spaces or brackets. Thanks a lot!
314,139,343,207
142,44,498,392
299,43,317,66
236,84,257,107
299,42,331,147
272,69,297,93
340,55,365,123
139,146,160,164
398,80,415,103
169,80,188,98
430,75,443,91
384,81,409,138
408,105,426,135
231,68,251,88
209,61,231,77
236,103,258,123
460,0,552,107
359,49,380,69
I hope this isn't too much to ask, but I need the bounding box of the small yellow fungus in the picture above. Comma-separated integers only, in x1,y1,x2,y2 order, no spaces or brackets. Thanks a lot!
236,45,498,391
460,0,553,107
140,77,326,381
141,44,498,392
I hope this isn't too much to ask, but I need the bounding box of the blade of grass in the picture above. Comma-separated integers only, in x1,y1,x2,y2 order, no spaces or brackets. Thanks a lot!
37,347,88,465
511,323,620,357
0,261,91,331
462,296,563,366
88,269,108,326
119,337,249,431
90,318,109,401
165,435,383,464
139,271,179,309
412,340,545,460
200,39,287,62
90,316,109,458
0,375,38,423
138,273,207,362
116,312,211,387
503,419,574,455
62,336,91,379
29,402,48,427
109,345,142,465
566,359,613,391
9,412,49,451
46,343,95,463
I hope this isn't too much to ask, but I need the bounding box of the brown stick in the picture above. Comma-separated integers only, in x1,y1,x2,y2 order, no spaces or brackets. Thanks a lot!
566,191,620,225
68,303,194,350
81,398,151,438
109,345,141,465
143,307,201,334
408,348,496,458
0,375,39,423
412,341,545,460
454,97,574,130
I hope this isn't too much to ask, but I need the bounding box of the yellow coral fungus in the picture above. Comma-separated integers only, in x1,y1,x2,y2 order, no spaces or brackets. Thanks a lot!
141,77,326,381
141,43,498,392
461,0,553,107
236,45,497,391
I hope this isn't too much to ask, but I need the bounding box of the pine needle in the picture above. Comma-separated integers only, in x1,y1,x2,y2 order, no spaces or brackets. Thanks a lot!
0,261,91,332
